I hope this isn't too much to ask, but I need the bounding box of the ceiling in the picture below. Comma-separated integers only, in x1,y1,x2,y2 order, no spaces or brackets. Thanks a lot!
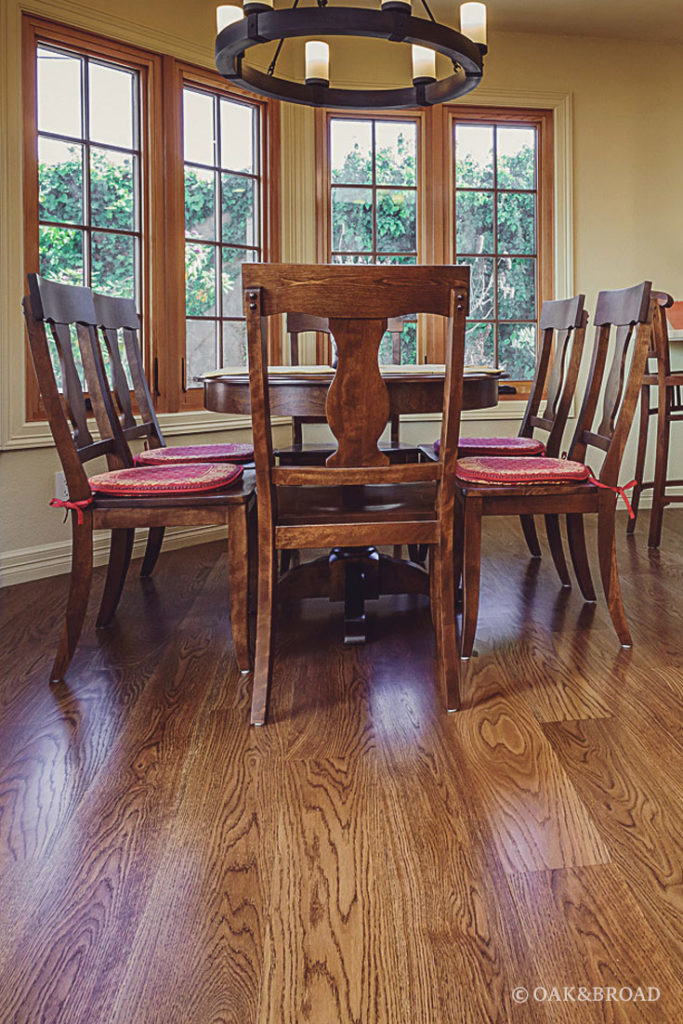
427,0,683,45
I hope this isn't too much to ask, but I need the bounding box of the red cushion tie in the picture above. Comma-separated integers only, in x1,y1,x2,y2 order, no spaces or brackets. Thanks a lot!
49,497,92,525
586,475,638,519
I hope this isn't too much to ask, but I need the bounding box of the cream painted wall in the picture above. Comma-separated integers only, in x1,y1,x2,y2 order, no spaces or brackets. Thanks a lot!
1,0,682,584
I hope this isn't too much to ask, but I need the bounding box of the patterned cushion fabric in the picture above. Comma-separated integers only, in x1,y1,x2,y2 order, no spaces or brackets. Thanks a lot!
135,442,253,466
455,456,591,486
434,436,545,457
89,463,243,496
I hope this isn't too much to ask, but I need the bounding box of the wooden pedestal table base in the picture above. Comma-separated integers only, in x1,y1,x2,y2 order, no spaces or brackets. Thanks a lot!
279,548,430,644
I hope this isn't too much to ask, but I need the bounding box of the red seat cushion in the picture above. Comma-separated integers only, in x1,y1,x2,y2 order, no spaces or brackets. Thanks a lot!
455,456,591,486
89,463,243,496
434,436,545,457
135,442,253,466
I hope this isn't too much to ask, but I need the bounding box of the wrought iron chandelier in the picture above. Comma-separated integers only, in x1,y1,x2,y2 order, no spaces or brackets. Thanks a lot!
215,1,487,109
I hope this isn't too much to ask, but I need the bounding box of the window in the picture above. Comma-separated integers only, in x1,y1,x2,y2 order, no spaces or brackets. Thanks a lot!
36,46,141,304
183,88,262,384
325,115,420,362
450,109,553,385
23,18,279,420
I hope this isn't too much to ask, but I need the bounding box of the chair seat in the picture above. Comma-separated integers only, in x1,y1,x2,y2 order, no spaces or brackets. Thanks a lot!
455,455,590,486
135,442,254,466
89,462,244,496
434,435,546,457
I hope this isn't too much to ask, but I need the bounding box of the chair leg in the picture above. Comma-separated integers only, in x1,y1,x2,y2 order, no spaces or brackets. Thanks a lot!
434,531,460,712
461,496,482,660
648,381,671,549
597,497,632,647
227,502,252,673
51,517,94,682
96,529,134,628
566,513,596,601
520,514,542,557
544,514,571,588
628,385,650,535
251,526,277,726
140,527,164,577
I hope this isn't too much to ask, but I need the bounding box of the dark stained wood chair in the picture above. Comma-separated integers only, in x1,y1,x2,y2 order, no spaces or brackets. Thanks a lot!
91,291,254,577
454,281,659,659
421,294,588,582
627,291,683,547
244,263,470,725
24,274,256,681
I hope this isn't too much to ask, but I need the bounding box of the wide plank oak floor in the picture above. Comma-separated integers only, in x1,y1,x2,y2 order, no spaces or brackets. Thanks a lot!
0,512,681,1023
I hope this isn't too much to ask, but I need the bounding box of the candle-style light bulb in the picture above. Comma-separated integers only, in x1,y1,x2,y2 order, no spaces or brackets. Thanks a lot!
216,5,243,32
411,44,436,85
305,41,330,86
460,2,487,47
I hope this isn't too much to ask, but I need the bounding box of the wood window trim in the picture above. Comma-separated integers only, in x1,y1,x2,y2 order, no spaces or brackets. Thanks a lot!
23,19,281,421
444,105,554,400
22,15,163,422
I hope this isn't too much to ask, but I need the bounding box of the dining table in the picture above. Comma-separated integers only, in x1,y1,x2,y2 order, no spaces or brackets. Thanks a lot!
202,363,503,643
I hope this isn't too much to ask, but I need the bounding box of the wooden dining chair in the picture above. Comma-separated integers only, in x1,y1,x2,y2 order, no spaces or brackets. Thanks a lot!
244,263,470,725
91,291,254,577
627,291,683,547
24,274,256,681
453,281,658,659
423,294,588,581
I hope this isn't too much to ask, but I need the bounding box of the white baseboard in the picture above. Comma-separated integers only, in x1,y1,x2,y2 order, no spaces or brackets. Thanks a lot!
0,524,228,588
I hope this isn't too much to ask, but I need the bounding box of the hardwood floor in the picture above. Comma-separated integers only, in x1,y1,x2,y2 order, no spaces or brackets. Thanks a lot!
0,513,681,1023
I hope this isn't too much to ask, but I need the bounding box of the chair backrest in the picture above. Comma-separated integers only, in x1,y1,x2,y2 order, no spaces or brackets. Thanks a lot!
24,275,127,501
244,263,469,500
519,294,588,457
91,291,165,453
569,281,661,485
649,290,675,375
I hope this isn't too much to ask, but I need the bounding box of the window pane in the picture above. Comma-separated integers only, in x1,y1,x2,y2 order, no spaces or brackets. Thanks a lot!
222,247,255,316
460,257,494,321
39,139,83,224
221,174,255,246
497,193,535,255
88,63,134,149
331,120,372,185
185,243,216,315
332,187,373,251
222,320,247,366
497,127,536,189
379,320,417,363
464,321,495,367
90,149,135,230
375,122,416,186
91,232,135,298
184,90,216,166
39,226,84,283
37,48,82,137
376,189,416,252
376,254,417,265
185,166,216,240
456,190,494,254
498,323,536,380
455,124,493,188
186,319,217,382
220,99,254,172
498,257,536,319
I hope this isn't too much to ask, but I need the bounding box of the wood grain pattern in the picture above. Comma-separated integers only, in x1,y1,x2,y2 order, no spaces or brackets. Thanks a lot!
0,512,681,1022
